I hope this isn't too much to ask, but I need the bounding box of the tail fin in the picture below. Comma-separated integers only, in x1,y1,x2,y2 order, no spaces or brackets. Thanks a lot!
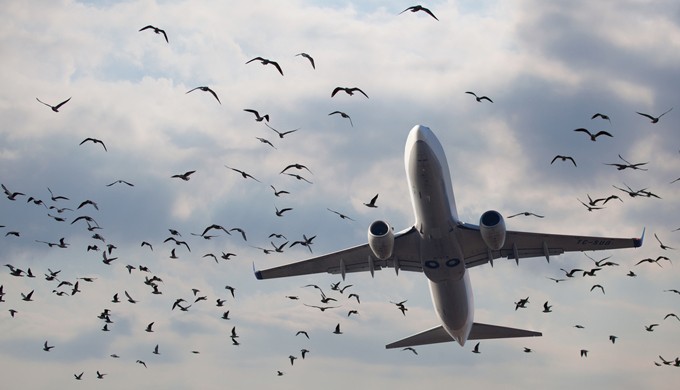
385,322,541,349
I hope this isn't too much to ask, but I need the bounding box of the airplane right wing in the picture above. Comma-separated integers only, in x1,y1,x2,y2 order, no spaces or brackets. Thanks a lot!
456,223,643,268
254,226,422,280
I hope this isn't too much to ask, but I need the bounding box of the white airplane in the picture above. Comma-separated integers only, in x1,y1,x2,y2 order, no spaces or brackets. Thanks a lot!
254,125,644,349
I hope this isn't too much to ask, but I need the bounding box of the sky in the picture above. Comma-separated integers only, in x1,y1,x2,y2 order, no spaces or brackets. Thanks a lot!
0,0,679,389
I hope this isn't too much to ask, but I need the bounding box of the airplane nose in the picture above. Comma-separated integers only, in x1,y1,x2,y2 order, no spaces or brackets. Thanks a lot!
409,125,432,143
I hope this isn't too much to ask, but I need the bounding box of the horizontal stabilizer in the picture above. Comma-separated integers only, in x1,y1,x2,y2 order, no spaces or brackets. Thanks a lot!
385,322,541,349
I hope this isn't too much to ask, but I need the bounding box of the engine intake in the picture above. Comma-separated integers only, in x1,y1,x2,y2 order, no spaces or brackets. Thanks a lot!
368,220,394,260
479,210,506,250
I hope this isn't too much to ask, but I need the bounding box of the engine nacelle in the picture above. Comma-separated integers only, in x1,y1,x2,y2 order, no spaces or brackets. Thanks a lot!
479,210,506,250
368,220,394,260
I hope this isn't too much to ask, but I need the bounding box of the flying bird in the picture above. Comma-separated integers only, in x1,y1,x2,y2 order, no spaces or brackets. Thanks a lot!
171,170,196,181
106,179,134,187
363,193,379,208
573,128,613,141
246,57,284,75
551,155,577,167
265,123,299,138
36,97,71,112
604,155,648,171
79,138,107,151
270,185,289,197
591,113,611,123
590,284,605,294
295,52,315,69
636,108,672,123
465,91,493,103
139,25,168,43
654,233,675,250
225,166,261,182
43,341,54,351
327,208,355,221
402,347,418,355
472,342,480,354
328,111,354,126
145,322,155,332
331,87,369,98
186,86,221,104
399,5,439,21
243,108,269,122
333,323,343,334
507,211,544,218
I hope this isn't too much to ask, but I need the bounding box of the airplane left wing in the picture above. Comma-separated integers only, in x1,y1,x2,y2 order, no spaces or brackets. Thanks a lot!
457,223,644,268
255,226,422,280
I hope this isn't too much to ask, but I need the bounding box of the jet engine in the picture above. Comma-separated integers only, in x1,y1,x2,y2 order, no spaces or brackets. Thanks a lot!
368,220,394,260
479,210,506,250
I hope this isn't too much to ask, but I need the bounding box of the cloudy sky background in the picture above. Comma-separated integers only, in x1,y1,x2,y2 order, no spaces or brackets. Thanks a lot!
1,0,679,388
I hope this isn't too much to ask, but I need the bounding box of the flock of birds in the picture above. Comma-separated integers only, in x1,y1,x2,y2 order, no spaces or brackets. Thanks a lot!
1,2,679,386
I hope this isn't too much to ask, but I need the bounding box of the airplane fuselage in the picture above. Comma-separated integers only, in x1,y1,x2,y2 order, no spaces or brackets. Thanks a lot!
405,125,473,345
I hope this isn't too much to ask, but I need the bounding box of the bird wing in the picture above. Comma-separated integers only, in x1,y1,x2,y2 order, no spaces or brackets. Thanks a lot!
255,226,421,279
353,87,369,98
54,97,71,109
139,25,154,32
206,88,221,104
636,112,656,120
271,61,284,76
331,87,343,97
160,29,168,43
457,223,643,268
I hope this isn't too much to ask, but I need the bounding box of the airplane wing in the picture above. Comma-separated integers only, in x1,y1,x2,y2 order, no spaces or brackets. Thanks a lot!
456,223,644,268
255,226,422,280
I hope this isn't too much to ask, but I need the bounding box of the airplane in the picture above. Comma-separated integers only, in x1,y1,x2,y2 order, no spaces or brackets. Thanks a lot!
254,125,643,349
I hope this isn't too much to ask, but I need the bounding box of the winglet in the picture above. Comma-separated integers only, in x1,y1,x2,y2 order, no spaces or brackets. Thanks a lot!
253,262,263,280
634,227,645,248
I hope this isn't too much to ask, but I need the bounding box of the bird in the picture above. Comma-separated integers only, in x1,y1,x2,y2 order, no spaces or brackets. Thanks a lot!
96,371,106,379
645,324,659,332
2,184,25,200
577,199,604,212
636,108,672,123
275,206,293,217
591,113,611,123
301,349,310,359
514,297,529,310
284,172,313,184
333,323,342,334
609,335,618,344
270,185,289,197
304,304,339,312
542,301,552,313
43,340,54,351
246,57,284,75
399,5,439,20
106,179,134,187
590,284,605,294
256,137,276,149
225,285,236,298
347,310,359,317
136,359,147,368
551,155,577,167
289,355,297,366
364,193,379,208
402,347,418,355
654,233,675,250
507,211,544,218
580,349,588,357
186,86,221,104
243,108,270,122
36,97,71,112
331,87,369,98
328,111,353,126
295,53,315,69
472,342,480,354
171,170,196,181
296,330,309,339
348,293,361,303
74,372,83,380
139,25,168,43
663,313,680,321
573,128,613,141
153,344,160,355
125,290,137,303
145,322,155,332
281,163,312,175
327,208,355,221
604,154,648,171
79,138,107,151
265,123,299,138
21,290,34,301
465,91,493,102
225,166,260,182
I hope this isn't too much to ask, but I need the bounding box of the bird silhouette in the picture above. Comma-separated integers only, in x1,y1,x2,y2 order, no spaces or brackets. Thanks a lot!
591,113,611,123
36,97,71,112
243,109,270,122
186,86,221,104
295,53,315,69
472,342,480,354
331,87,369,98
328,111,354,126
636,108,672,123
465,91,493,102
139,25,168,43
551,155,577,167
364,193,379,208
79,138,107,151
246,57,284,75
171,170,196,181
507,211,544,218
399,5,439,20
225,166,260,182
574,128,613,141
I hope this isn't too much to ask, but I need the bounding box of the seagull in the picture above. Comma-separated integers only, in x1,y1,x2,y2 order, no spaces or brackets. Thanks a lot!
654,233,675,250
604,154,648,171
333,323,343,334
256,137,276,149
225,166,260,182
284,172,313,184
275,206,293,217
328,111,353,126
281,163,312,175
465,91,493,103
609,335,618,344
36,97,71,112
301,348,310,359
551,155,577,167
542,301,552,313
43,340,54,351
145,322,155,332
327,208,355,221
265,123,299,138
96,371,106,379
136,359,147,368
21,290,34,301
289,355,297,366
523,347,533,353
139,25,168,43
270,185,289,197
246,57,283,75
645,323,659,332
79,138,107,151
590,284,605,294
591,113,611,123
636,108,672,123
514,297,529,310
74,372,83,380
243,108,269,122
304,304,339,312
580,349,588,357
573,128,613,141
472,342,480,354
106,179,134,187
2,184,24,200
171,170,196,181
296,330,309,339
364,193,379,208
402,347,418,355
295,53,315,69
331,87,369,98
186,86,221,104
507,211,544,218
399,5,439,21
